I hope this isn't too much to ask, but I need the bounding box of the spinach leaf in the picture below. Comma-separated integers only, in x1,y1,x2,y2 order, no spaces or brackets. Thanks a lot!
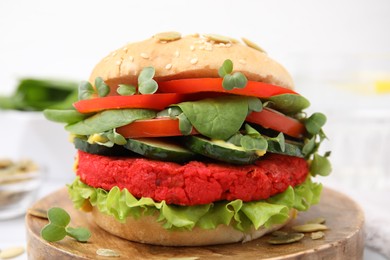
65,109,156,135
176,96,249,140
43,109,89,124
268,94,310,114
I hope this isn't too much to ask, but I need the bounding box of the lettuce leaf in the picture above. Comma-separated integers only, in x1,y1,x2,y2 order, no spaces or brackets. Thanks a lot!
68,177,322,231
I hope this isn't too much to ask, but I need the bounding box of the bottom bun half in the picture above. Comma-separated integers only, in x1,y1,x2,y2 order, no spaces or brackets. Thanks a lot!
92,207,297,246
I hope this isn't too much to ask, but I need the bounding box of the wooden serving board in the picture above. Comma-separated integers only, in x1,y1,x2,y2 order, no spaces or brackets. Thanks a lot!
26,187,364,259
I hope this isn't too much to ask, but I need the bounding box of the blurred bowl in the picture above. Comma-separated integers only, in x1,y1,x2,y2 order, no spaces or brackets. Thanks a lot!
0,159,43,220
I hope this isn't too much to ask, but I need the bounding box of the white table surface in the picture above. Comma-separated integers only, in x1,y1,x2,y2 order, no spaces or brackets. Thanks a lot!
0,179,388,260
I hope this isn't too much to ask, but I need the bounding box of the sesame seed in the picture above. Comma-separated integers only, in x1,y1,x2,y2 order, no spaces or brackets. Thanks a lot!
165,63,172,70
115,60,121,65
190,58,198,64
239,59,247,64
174,50,180,58
160,40,168,44
190,45,195,51
129,56,134,62
123,47,128,51
198,46,205,50
226,43,232,47
140,52,149,59
111,51,117,57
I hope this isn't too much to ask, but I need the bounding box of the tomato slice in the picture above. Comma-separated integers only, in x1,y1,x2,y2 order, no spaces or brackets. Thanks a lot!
116,118,198,138
246,108,306,138
73,93,185,114
158,78,297,98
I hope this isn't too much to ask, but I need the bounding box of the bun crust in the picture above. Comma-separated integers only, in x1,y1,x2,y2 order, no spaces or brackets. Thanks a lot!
92,207,297,246
89,33,294,94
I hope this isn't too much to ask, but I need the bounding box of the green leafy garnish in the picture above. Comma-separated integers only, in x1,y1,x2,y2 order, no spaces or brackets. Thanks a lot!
176,96,249,140
78,77,110,100
138,67,158,94
95,77,110,97
218,59,234,77
218,59,248,90
310,153,332,177
305,113,327,135
78,81,95,100
65,109,156,135
43,109,89,124
117,84,136,96
41,207,91,242
268,94,311,114
105,129,127,146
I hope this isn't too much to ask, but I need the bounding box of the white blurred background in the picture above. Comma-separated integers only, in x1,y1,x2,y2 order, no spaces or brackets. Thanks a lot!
0,0,390,258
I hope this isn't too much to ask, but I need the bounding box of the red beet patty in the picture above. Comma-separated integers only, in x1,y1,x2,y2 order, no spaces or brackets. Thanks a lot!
76,151,308,206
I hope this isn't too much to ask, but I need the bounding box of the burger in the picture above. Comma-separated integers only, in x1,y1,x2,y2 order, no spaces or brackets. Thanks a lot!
44,32,331,246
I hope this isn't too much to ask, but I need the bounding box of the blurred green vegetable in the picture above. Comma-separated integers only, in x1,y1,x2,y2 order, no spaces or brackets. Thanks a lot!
0,78,78,111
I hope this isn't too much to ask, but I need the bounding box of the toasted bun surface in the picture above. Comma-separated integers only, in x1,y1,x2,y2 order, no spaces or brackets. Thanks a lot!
89,33,294,93
92,207,297,246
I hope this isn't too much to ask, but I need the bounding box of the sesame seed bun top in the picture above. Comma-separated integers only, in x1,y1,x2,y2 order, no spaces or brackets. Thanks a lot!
89,32,294,92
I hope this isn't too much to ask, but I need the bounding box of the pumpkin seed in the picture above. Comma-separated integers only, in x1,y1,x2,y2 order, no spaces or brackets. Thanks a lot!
271,230,288,237
96,248,120,257
27,207,48,219
0,246,25,259
311,231,325,240
306,217,326,224
241,37,267,53
154,32,181,42
203,34,232,44
292,223,328,233
268,232,304,245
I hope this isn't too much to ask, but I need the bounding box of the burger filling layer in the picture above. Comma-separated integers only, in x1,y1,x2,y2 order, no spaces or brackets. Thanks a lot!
76,150,308,206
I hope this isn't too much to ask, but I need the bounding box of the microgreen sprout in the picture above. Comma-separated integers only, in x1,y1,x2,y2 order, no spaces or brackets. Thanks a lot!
40,207,91,243
78,77,110,100
95,77,110,97
240,124,268,152
138,67,158,94
218,59,248,90
117,84,136,96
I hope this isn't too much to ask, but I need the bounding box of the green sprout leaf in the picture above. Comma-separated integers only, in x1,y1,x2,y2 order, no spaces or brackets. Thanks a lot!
218,59,233,77
139,80,158,94
269,132,285,152
305,113,327,135
247,97,263,112
219,59,248,90
138,66,155,83
245,124,261,138
222,72,248,90
117,84,136,96
240,135,268,152
302,136,316,156
310,153,332,177
78,81,95,100
137,67,158,94
106,129,127,145
66,227,91,242
95,77,110,97
40,207,91,243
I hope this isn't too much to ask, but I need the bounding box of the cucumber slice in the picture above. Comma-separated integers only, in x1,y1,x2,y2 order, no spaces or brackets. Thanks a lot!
183,136,259,165
266,139,304,157
74,137,130,156
124,138,197,163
